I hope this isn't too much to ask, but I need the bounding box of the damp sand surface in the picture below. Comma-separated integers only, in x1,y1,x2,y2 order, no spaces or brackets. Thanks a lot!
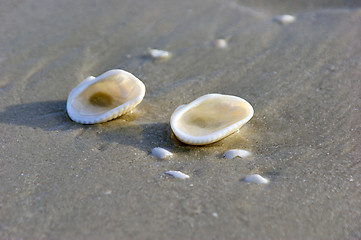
0,0,360,239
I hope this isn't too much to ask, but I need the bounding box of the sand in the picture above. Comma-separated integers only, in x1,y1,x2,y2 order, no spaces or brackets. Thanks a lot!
0,0,360,239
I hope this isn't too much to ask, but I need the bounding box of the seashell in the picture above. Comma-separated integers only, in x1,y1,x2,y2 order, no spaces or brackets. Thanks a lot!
165,170,190,179
243,174,269,184
147,48,172,60
67,69,145,124
170,94,254,145
152,147,173,159
273,15,296,25
224,149,251,159
214,39,228,49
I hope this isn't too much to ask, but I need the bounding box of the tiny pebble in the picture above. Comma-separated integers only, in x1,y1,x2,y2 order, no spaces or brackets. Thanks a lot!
224,149,251,159
273,14,296,25
148,48,172,60
243,174,269,184
212,212,218,218
165,170,190,179
152,147,173,159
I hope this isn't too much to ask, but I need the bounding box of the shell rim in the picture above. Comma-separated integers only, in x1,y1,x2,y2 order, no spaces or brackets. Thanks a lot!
170,93,254,145
66,69,146,124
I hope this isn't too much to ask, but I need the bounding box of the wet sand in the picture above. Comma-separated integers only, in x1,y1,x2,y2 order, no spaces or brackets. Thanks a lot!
0,0,360,239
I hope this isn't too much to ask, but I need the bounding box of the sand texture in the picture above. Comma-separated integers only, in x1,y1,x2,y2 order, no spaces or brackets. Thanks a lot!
0,0,360,239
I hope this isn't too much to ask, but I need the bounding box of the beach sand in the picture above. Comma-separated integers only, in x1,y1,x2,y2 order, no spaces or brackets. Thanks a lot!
0,0,360,239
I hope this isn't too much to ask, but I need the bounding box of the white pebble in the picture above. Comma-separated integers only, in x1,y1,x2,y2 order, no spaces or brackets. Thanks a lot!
224,149,251,159
152,147,173,159
273,15,296,25
147,48,172,60
165,170,190,180
243,174,269,184
214,39,228,49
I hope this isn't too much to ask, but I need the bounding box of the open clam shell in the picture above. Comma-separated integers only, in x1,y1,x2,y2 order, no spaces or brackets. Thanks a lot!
170,94,254,145
67,69,145,124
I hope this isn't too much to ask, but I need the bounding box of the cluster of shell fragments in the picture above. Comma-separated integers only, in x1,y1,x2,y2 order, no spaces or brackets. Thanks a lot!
66,69,253,145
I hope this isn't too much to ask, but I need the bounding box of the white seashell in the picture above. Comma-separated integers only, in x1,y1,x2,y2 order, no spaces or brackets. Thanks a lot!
170,94,254,145
67,69,145,124
152,147,173,159
224,149,251,159
165,170,190,179
214,39,228,49
273,15,296,25
147,48,172,60
243,174,269,184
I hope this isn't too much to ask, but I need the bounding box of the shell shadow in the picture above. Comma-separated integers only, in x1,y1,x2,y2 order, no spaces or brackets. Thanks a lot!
97,117,258,156
0,101,260,156
0,101,80,131
97,120,193,154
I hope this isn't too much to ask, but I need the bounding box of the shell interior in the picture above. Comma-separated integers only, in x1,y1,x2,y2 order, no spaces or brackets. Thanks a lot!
176,98,250,136
72,75,140,116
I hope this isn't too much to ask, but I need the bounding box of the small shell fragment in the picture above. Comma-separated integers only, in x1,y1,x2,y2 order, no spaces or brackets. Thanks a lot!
243,174,269,184
224,149,251,159
165,170,190,179
214,39,228,49
273,15,296,25
147,48,172,60
67,69,145,124
103,190,112,195
170,94,254,145
152,147,173,159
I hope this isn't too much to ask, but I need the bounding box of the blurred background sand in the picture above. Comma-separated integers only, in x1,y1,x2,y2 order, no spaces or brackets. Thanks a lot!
0,0,360,239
